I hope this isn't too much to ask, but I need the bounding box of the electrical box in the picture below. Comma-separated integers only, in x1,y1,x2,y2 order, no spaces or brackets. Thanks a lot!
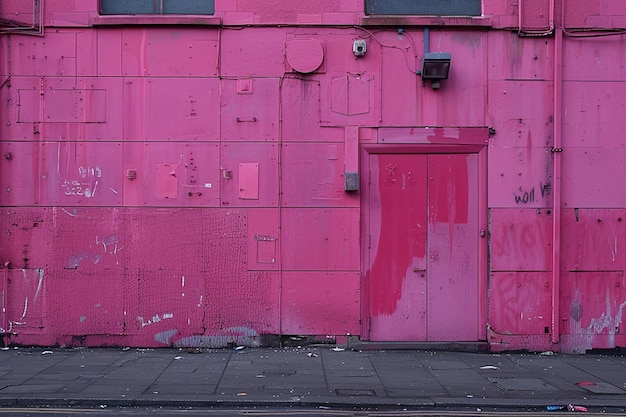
345,172,359,192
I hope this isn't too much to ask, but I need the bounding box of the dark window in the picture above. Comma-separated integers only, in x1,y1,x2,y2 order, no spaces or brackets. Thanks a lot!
100,0,214,15
365,0,480,16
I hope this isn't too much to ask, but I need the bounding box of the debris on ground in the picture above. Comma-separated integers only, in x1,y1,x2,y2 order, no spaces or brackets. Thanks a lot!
547,404,588,412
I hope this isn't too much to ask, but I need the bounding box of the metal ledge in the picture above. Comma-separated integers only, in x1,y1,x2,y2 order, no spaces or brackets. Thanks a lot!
361,16,492,27
90,15,221,26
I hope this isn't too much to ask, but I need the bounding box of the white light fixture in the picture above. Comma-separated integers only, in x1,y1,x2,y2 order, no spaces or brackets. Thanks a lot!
353,39,366,57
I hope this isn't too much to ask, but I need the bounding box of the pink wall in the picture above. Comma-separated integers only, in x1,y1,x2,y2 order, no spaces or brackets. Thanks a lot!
1,0,626,352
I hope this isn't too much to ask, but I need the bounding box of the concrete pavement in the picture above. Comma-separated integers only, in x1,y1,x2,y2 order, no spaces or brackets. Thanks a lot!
0,346,624,413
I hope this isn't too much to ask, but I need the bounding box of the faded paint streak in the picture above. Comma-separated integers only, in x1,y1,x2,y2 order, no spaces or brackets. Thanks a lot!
588,300,626,334
154,329,178,345
369,154,427,316
173,326,260,348
34,269,43,302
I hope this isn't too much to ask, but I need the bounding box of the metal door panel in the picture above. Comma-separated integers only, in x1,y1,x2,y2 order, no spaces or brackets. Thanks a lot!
427,153,479,341
281,143,359,208
2,269,45,335
368,154,428,341
220,78,279,141
121,28,218,77
281,271,360,335
281,208,360,271
220,142,278,208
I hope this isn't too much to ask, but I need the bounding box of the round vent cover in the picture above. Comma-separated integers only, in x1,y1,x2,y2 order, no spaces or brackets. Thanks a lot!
286,39,324,74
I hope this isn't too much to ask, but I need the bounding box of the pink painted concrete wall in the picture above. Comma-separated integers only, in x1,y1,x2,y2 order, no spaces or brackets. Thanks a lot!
1,0,626,352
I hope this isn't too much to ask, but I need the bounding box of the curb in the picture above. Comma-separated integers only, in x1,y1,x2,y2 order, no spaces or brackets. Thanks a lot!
1,395,624,414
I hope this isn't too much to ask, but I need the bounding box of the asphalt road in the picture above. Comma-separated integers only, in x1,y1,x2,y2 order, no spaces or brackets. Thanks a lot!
0,406,624,417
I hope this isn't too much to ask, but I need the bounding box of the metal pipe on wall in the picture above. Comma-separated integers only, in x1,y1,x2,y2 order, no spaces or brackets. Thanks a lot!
550,0,563,346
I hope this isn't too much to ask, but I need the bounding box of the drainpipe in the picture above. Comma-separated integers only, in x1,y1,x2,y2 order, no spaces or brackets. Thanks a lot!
2,262,9,339
550,9,563,345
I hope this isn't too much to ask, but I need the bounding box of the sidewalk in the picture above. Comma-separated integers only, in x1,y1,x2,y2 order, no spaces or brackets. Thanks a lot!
0,346,624,412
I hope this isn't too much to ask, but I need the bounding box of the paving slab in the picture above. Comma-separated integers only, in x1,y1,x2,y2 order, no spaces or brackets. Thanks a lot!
0,347,623,413
576,381,625,394
487,377,558,391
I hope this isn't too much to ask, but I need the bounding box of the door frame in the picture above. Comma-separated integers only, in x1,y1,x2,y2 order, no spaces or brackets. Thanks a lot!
360,134,489,342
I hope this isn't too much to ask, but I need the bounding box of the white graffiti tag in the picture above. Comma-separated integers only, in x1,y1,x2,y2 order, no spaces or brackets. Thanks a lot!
61,166,102,198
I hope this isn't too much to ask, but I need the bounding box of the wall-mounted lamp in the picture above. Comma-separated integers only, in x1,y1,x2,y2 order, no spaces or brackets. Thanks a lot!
420,52,451,90
417,28,451,90
421,52,451,80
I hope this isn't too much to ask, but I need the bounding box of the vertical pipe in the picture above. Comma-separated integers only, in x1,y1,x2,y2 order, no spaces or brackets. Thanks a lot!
518,0,523,33
551,25,563,346
277,75,284,346
2,264,8,334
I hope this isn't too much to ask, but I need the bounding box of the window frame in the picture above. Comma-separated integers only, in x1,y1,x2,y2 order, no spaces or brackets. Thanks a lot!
364,0,481,17
99,0,215,16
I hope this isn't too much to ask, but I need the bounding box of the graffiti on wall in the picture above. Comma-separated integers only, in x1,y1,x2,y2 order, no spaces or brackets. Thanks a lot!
514,182,551,204
60,166,102,198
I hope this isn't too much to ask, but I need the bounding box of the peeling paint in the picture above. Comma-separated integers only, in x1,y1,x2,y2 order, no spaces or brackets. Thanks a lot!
34,269,43,302
588,300,626,334
154,329,178,345
173,326,261,348
20,298,28,320
67,253,102,269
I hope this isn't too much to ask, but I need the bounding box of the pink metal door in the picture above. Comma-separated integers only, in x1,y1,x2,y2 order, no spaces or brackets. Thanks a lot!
368,154,429,340
368,153,480,341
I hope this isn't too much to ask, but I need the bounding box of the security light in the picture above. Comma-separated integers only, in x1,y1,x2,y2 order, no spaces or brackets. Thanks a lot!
420,52,451,80
417,27,452,90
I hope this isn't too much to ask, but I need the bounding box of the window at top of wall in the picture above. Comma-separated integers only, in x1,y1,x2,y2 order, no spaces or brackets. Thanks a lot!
365,0,481,16
100,0,215,15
